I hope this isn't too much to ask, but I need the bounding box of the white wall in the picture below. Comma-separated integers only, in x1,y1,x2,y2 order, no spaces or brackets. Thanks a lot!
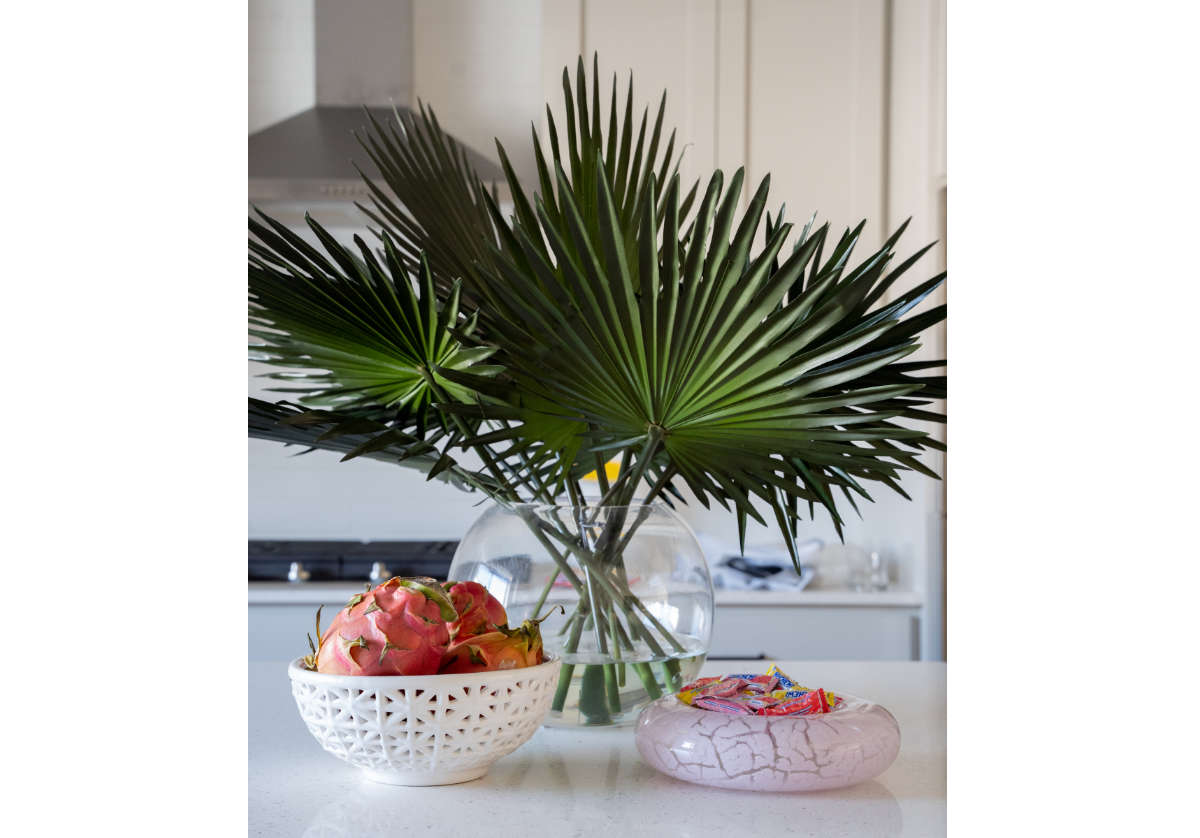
248,0,315,133
247,440,487,539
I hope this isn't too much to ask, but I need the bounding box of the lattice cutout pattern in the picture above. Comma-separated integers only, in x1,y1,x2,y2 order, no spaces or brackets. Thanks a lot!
290,666,558,775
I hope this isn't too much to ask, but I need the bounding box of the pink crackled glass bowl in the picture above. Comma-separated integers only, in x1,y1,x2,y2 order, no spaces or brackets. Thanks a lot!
635,692,900,792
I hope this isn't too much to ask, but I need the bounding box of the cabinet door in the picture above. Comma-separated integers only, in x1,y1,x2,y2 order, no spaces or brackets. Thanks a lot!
574,0,718,193
747,0,888,249
543,0,888,231
709,606,920,661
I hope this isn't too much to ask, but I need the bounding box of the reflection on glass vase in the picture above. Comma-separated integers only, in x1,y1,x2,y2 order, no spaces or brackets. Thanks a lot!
448,502,714,727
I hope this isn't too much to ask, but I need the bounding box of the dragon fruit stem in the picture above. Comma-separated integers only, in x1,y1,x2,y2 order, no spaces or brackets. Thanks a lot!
532,603,566,624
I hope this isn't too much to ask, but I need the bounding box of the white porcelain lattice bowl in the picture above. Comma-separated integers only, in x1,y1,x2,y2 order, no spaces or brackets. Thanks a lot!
288,655,561,785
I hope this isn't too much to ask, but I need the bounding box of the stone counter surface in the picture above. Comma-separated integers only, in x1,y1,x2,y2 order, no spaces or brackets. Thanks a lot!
250,659,945,836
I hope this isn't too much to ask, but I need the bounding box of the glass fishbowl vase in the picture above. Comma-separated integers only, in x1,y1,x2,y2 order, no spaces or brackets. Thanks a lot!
448,502,714,727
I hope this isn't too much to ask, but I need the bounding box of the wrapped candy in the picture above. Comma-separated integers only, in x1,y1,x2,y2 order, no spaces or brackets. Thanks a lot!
677,665,844,716
697,677,747,698
694,696,752,714
761,689,830,716
742,695,781,712
742,675,779,694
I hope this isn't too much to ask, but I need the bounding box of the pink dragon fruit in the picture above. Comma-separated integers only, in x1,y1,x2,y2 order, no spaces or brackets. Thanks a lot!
315,577,456,676
444,581,508,639
439,619,545,674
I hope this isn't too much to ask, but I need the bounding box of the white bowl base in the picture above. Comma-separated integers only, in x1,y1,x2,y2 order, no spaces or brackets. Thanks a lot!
362,766,489,786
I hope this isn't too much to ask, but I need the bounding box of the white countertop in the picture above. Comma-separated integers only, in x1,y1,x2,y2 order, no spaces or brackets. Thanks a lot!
248,581,924,608
250,659,945,836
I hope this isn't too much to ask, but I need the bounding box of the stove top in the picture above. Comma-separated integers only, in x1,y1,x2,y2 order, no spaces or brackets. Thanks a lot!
248,540,458,582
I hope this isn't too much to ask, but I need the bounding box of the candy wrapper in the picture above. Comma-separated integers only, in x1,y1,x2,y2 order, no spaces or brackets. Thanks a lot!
677,666,844,716
693,696,752,714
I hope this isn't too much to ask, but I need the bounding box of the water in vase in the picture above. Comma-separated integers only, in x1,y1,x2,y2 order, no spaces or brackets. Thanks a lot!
543,634,707,727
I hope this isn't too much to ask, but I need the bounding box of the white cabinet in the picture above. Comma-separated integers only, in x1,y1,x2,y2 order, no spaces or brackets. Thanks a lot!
708,605,920,661
707,590,922,661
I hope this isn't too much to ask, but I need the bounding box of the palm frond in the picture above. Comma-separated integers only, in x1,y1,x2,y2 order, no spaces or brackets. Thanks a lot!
249,210,501,427
352,56,691,327
350,103,502,306
443,157,945,561
248,55,947,566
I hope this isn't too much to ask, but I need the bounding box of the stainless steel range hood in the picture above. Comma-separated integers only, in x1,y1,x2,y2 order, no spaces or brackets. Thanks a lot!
248,105,504,204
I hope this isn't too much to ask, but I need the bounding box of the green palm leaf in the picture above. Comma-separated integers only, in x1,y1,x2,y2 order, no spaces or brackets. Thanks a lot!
443,154,944,559
248,54,946,567
249,210,500,425
353,56,691,329
351,102,501,305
